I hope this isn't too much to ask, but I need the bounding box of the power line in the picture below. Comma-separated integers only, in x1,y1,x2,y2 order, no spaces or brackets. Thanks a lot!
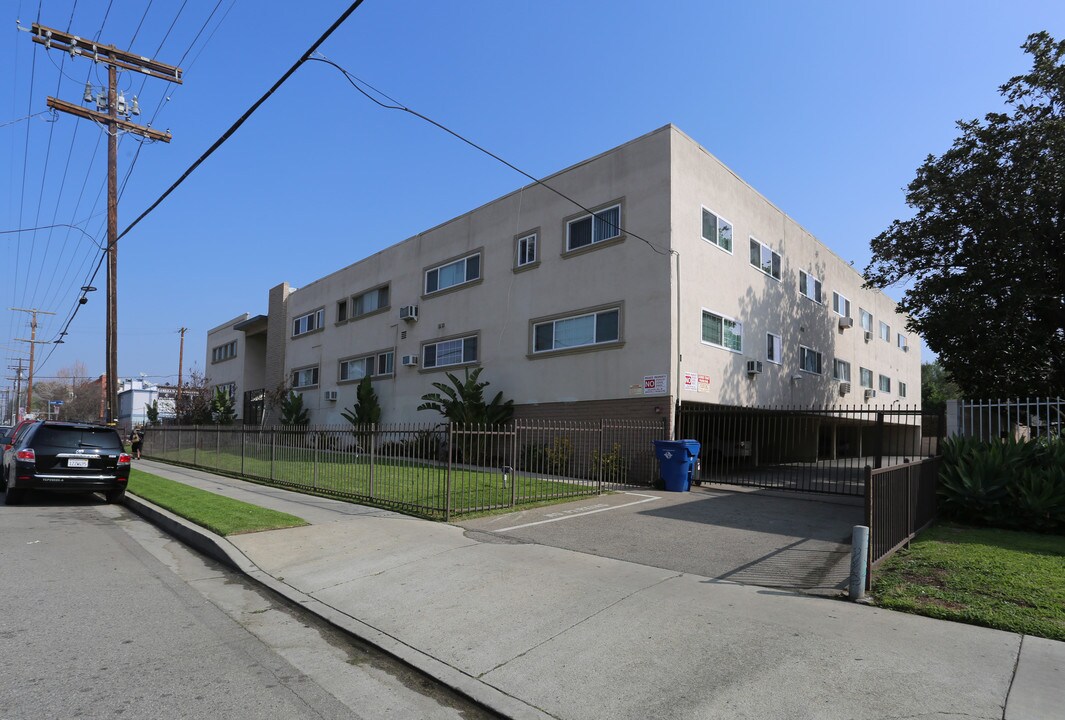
307,54,669,257
37,0,369,376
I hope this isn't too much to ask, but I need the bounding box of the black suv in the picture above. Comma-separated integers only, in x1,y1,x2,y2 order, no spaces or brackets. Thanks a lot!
3,421,131,505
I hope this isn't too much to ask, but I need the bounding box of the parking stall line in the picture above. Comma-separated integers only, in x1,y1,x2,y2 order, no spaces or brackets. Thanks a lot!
493,492,661,533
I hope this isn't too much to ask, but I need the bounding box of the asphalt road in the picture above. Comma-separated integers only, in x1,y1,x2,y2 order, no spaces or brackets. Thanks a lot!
0,490,500,720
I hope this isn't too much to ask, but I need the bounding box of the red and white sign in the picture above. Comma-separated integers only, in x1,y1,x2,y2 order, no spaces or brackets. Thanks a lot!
643,374,668,395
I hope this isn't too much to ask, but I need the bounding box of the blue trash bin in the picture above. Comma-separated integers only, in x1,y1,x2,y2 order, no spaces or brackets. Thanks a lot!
653,440,701,492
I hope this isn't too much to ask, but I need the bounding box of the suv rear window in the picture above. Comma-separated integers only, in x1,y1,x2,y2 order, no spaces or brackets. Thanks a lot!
31,426,123,451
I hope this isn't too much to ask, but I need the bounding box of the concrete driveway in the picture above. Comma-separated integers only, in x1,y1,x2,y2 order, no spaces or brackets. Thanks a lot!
459,484,862,595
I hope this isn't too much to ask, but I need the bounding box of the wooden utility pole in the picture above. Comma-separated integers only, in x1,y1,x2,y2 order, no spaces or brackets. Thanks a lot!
12,307,56,420
177,327,188,412
7,358,26,422
30,23,181,423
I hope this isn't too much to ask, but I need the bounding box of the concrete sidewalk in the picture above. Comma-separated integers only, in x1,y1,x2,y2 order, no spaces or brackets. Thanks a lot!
128,460,1064,720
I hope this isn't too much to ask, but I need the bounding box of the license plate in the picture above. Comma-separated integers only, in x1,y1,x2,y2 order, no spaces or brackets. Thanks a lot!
67,458,89,468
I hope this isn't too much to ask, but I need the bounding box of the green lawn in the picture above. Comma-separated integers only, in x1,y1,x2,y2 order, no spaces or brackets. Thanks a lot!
127,469,308,536
872,523,1065,642
145,443,599,516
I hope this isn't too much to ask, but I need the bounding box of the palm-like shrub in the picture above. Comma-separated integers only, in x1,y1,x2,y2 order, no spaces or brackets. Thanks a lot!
417,368,513,425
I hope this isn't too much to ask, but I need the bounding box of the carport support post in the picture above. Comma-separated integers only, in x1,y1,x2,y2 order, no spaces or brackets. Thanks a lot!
850,525,869,600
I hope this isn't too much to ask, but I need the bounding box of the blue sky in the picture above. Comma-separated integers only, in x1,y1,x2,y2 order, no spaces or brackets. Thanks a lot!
2,0,1064,388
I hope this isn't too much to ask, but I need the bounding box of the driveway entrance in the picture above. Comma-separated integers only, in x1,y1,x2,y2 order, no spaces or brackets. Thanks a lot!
459,485,861,596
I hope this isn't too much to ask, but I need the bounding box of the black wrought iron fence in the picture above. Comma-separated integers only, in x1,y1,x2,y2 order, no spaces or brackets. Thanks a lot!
142,418,666,520
676,403,941,496
864,456,940,589
950,397,1063,441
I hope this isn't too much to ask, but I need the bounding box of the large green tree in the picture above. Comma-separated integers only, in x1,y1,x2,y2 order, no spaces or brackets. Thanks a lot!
864,32,1065,397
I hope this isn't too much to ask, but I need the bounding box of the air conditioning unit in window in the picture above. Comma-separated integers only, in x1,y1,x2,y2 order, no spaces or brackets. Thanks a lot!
324,390,338,402
746,360,763,375
839,382,851,395
864,330,873,342
399,305,418,322
838,317,854,330
401,354,419,367
864,389,877,400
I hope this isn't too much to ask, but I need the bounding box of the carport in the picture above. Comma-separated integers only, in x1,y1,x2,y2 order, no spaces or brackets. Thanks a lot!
460,484,861,596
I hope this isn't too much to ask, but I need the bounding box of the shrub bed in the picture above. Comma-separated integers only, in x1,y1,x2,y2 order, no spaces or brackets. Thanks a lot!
939,436,1065,533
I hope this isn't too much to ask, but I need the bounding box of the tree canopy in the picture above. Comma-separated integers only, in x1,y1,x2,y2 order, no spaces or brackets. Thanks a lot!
864,32,1065,397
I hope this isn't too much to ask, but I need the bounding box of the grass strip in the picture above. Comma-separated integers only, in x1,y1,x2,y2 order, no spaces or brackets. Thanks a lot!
872,523,1065,641
127,469,308,536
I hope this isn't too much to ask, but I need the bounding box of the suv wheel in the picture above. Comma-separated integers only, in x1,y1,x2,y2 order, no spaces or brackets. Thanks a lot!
104,488,126,504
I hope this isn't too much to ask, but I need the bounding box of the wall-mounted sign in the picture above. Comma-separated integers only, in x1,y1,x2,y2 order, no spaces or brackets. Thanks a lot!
683,372,698,392
643,374,668,395
698,374,711,392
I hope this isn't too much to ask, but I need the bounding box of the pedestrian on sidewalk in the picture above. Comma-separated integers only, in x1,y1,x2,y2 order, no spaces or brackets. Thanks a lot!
129,426,143,460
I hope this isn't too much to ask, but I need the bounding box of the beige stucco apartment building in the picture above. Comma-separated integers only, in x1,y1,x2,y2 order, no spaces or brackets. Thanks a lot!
206,125,921,428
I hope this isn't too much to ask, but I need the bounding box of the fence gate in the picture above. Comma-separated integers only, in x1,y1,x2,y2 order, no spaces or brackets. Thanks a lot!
676,403,943,496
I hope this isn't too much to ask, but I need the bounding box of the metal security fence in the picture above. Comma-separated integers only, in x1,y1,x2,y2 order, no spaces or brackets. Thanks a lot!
142,418,666,520
949,397,1064,442
676,403,940,496
864,456,940,589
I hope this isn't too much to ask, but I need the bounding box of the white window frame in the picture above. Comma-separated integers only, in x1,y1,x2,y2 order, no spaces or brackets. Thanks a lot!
766,332,782,365
533,308,621,354
214,382,236,399
798,345,823,375
291,366,320,389
860,367,874,389
566,203,621,252
879,374,892,393
832,291,851,318
211,340,237,363
880,321,891,342
860,308,873,333
897,333,908,350
798,270,823,304
425,253,481,295
292,308,324,337
833,358,851,382
423,335,479,369
339,350,395,382
701,206,733,253
701,309,743,353
749,237,781,280
516,232,538,268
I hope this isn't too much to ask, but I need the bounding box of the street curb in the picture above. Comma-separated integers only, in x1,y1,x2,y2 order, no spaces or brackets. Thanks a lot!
122,494,553,720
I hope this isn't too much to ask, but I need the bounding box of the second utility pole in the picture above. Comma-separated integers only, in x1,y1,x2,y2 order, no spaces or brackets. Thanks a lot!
30,23,181,423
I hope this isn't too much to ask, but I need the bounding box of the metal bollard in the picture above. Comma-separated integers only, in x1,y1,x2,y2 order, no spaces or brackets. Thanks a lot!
850,525,869,601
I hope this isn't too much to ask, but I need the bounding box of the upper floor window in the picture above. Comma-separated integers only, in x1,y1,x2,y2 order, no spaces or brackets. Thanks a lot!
702,310,742,352
293,308,324,337
879,321,891,342
516,232,538,268
766,333,782,364
860,367,874,388
340,351,394,381
832,292,851,318
336,299,348,323
833,359,851,382
799,345,823,374
211,340,237,363
423,335,478,369
879,374,892,393
534,307,620,353
426,253,480,295
701,207,733,253
567,204,621,251
897,333,908,351
860,308,873,333
749,237,781,280
899,381,908,398
215,382,236,399
798,271,823,304
292,366,319,389
353,285,390,318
